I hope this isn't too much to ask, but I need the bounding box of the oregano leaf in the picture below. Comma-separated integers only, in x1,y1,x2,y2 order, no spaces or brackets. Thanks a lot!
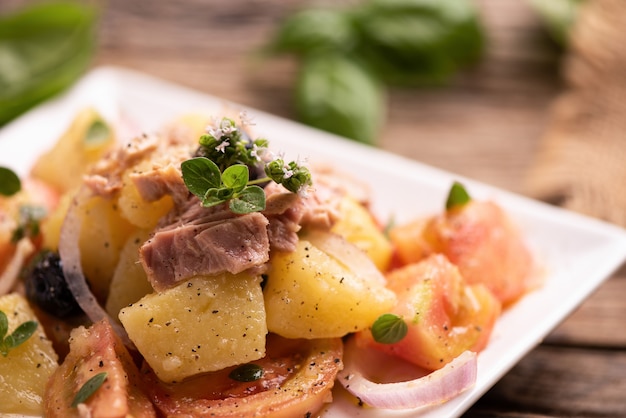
0,167,21,196
445,181,471,210
222,164,249,192
229,186,266,214
181,157,222,198
371,313,407,344
71,372,108,407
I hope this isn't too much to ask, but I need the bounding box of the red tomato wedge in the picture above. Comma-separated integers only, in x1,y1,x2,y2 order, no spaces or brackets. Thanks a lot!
44,319,156,418
140,334,343,418
390,200,535,305
358,254,501,370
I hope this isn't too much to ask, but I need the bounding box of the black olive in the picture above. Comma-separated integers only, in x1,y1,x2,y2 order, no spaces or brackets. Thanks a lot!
22,250,82,318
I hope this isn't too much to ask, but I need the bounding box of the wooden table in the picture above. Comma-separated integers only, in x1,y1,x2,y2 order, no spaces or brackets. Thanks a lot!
3,0,626,416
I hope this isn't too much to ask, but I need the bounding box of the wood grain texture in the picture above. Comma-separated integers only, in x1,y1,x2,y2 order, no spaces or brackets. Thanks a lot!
2,0,625,417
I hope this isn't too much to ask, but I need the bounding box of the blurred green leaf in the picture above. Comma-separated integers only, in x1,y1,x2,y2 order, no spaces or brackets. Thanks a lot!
353,0,484,86
265,0,485,144
0,1,98,126
295,53,385,145
529,0,584,46
265,8,357,56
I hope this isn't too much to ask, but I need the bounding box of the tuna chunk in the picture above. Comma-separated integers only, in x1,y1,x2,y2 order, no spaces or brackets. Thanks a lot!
84,134,159,198
262,172,345,252
140,201,270,291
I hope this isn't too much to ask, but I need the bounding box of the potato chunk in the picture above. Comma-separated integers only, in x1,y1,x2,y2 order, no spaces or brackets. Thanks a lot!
77,194,136,302
264,234,396,339
331,196,393,271
0,293,58,416
119,273,267,383
30,107,114,194
117,162,174,229
105,229,154,318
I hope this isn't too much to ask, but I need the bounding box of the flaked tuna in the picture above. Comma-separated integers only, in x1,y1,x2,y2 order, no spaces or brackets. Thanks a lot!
140,200,270,291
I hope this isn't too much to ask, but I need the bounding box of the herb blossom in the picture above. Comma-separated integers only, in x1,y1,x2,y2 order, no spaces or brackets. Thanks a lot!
182,116,312,214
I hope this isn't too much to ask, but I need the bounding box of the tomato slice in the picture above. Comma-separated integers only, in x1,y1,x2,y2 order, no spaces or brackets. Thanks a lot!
358,254,501,371
141,334,343,418
44,319,156,418
390,200,535,305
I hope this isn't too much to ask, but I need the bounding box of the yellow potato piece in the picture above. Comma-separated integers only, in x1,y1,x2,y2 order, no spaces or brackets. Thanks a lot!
30,107,115,194
119,273,267,383
77,194,136,302
264,237,396,339
117,162,174,229
331,196,393,271
105,229,154,319
0,293,58,416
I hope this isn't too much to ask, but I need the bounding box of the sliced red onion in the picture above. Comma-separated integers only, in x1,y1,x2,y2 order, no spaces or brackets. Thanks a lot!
0,238,34,295
338,337,477,410
59,187,131,345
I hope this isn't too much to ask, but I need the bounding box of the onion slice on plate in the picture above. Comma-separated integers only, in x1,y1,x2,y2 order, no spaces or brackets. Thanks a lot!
337,337,477,410
58,187,131,345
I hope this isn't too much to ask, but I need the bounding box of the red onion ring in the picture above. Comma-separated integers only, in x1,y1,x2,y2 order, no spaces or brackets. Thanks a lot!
337,337,477,410
58,187,131,345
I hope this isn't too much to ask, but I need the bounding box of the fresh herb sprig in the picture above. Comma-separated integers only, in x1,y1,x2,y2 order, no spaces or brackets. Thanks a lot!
0,309,38,357
445,181,471,210
229,363,264,382
11,204,47,243
182,117,312,214
71,372,108,407
371,313,407,344
0,167,21,196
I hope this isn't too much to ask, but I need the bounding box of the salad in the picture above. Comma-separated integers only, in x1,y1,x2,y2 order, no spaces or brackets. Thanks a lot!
0,108,536,417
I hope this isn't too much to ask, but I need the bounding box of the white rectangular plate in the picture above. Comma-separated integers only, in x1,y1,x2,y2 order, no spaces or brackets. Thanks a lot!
2,66,626,418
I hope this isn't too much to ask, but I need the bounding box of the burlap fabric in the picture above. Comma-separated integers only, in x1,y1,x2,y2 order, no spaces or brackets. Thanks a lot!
525,0,626,227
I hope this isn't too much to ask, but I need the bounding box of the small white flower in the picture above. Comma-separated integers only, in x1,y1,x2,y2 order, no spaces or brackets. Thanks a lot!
282,164,294,179
220,119,237,135
298,185,313,198
215,140,230,153
239,110,255,126
250,143,264,161
206,125,223,139
295,155,309,169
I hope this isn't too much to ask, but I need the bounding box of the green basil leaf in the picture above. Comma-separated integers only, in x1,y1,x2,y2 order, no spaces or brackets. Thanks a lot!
0,310,8,340
445,181,471,210
267,8,357,56
295,53,385,145
229,363,264,382
0,166,21,196
181,157,222,198
222,164,249,192
6,320,37,350
371,313,407,344
0,2,98,125
230,186,266,214
71,372,107,407
353,0,484,86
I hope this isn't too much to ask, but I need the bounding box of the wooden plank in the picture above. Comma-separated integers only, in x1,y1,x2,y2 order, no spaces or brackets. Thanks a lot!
466,345,626,417
546,272,626,348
